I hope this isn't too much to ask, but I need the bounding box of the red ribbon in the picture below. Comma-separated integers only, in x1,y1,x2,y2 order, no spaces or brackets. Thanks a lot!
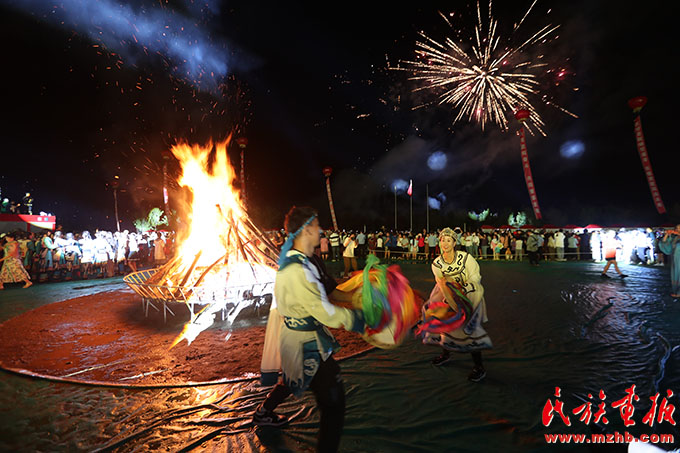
519,127,542,220
633,115,666,214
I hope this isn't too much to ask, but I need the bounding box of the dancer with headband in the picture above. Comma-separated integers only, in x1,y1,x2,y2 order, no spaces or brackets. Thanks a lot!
417,227,492,382
253,206,365,452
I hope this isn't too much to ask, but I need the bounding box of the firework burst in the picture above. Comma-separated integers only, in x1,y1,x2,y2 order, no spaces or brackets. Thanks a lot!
397,0,576,135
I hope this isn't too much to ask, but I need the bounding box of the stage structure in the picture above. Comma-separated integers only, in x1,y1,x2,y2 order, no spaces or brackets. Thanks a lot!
0,214,56,234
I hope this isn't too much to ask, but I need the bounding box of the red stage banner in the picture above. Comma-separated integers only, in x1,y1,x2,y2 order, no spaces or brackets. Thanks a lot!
633,115,666,214
0,214,56,232
519,127,542,220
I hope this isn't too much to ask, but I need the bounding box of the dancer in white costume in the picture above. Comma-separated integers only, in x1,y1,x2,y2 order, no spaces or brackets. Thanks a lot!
254,206,364,453
421,228,492,382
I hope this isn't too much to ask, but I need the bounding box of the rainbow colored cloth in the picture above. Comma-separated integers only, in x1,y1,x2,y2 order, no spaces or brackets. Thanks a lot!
335,254,423,349
414,279,474,336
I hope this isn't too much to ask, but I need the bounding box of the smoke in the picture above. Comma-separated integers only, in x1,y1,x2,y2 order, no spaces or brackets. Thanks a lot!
428,193,446,210
391,178,409,194
367,126,520,205
3,0,250,91
559,140,585,158
427,151,447,170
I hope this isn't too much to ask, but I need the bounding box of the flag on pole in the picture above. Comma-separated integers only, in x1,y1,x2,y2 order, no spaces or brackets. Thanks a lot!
407,179,413,197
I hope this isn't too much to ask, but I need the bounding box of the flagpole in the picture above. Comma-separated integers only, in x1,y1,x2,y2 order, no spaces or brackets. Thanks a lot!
407,179,413,232
426,184,429,232
394,185,397,230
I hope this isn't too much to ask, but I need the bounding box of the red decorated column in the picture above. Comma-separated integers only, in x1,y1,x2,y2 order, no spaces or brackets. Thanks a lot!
628,96,666,214
236,137,248,208
323,167,339,231
515,109,542,220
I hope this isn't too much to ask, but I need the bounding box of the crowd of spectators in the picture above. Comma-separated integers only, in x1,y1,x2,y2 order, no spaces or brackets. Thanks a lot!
0,228,175,284
2,224,671,287
268,226,670,268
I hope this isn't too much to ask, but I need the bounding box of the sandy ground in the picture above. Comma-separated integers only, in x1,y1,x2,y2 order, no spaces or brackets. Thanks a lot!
0,291,371,385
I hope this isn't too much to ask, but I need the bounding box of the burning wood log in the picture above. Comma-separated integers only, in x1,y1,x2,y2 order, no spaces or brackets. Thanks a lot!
241,215,280,260
217,204,279,269
143,256,181,286
178,252,202,288
170,251,202,299
182,252,228,301
141,204,279,299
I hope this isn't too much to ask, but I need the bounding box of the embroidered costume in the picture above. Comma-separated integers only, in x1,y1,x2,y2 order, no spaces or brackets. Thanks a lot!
421,251,493,352
1,241,31,284
273,249,362,396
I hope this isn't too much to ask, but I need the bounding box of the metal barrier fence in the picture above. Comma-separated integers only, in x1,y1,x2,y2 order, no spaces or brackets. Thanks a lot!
123,268,274,323
329,248,614,263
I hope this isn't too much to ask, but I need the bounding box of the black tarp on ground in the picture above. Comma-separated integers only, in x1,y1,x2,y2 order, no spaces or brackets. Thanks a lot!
1,261,679,452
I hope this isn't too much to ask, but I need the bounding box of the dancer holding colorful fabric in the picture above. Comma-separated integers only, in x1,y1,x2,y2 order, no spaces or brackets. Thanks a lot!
253,206,365,452
417,227,492,382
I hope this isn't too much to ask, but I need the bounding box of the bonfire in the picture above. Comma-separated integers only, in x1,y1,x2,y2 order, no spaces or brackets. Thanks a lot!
125,137,280,346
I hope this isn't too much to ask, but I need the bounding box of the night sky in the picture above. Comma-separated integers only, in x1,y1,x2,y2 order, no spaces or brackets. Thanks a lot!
0,0,676,232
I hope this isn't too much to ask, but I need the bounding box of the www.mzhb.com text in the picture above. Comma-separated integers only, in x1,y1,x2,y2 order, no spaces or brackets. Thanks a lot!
544,432,674,444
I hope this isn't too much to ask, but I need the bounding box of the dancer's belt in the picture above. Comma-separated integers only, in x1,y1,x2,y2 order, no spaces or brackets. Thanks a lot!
283,316,340,353
283,316,322,331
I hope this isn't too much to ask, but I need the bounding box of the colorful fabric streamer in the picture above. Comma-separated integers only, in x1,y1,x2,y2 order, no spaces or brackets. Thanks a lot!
335,254,422,348
415,280,473,336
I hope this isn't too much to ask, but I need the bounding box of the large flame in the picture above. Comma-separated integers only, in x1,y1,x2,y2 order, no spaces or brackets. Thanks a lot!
172,137,243,267
152,136,278,347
